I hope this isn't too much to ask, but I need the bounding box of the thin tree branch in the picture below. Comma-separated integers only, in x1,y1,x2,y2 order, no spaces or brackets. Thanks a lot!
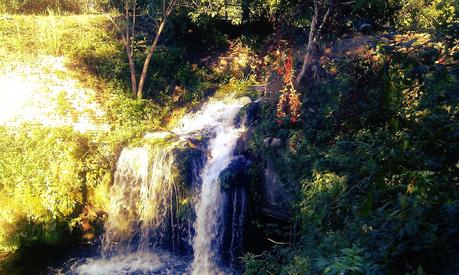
132,0,136,54
125,0,130,50
105,13,128,48
318,7,331,32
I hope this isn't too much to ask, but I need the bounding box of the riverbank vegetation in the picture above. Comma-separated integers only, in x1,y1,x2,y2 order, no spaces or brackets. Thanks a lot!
0,0,458,274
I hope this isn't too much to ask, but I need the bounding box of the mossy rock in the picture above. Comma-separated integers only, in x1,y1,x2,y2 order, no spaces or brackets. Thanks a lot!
173,146,207,189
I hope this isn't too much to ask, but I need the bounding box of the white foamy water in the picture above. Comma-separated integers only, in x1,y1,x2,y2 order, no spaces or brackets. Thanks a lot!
101,145,176,256
189,98,248,275
71,251,189,275
173,98,249,135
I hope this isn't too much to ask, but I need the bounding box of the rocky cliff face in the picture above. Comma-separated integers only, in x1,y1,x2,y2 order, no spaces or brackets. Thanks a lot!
223,100,295,256
233,100,294,216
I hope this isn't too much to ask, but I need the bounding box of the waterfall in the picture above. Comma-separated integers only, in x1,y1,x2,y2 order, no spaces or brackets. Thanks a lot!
101,144,176,256
70,97,250,274
73,140,192,274
181,100,248,274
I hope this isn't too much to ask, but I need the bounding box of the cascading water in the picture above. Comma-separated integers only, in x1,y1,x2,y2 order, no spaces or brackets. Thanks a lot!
183,102,247,274
66,97,250,274
101,144,176,256
73,138,191,274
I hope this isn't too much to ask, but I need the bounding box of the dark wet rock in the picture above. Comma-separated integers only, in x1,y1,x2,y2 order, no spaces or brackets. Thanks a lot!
233,116,242,129
174,147,206,189
420,47,440,63
245,101,261,125
355,19,373,33
145,145,207,255
221,175,248,268
261,160,292,210
234,101,261,128
234,127,254,155
411,64,430,75
219,157,251,268
262,137,282,148
263,137,271,147
270,138,282,147
219,156,251,191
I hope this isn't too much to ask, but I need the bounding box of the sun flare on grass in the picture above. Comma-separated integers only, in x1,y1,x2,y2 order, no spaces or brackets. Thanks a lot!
0,55,108,132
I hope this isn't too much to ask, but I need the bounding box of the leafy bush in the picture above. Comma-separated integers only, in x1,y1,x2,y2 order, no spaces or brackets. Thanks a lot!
0,126,114,252
347,0,400,27
395,0,458,34
245,29,459,274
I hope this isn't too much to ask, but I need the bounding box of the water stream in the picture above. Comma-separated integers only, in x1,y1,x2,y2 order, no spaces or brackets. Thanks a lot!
188,104,246,274
63,97,250,274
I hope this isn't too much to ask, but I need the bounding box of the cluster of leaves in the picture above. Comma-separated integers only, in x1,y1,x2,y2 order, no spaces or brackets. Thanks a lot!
0,126,115,252
189,0,310,27
190,0,246,25
394,0,458,35
344,0,400,28
245,29,458,274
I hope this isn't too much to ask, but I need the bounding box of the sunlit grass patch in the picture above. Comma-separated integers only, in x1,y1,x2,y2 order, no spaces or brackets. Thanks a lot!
0,14,114,58
0,13,126,132
0,55,109,132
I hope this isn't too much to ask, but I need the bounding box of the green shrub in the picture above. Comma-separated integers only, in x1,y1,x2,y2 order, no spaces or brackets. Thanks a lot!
0,126,84,251
395,0,458,34
245,30,459,274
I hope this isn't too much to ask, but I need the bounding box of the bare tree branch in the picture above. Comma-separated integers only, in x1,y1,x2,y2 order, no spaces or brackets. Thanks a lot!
296,0,335,85
106,0,186,98
137,0,180,98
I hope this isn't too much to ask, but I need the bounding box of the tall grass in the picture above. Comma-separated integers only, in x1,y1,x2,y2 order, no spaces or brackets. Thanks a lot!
0,13,121,61
0,0,93,15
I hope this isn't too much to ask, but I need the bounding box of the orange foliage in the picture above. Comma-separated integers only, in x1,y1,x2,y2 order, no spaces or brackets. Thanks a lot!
276,50,301,123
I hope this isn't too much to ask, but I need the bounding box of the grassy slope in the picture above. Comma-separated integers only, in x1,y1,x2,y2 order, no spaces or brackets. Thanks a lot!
0,13,262,262
0,14,155,259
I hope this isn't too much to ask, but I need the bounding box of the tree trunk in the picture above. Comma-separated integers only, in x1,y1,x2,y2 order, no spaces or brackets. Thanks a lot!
296,0,335,85
119,0,138,97
242,0,249,23
127,52,137,96
295,1,320,85
137,16,168,98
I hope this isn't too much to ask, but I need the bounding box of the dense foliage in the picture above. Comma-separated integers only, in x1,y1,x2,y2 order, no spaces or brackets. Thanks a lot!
0,126,111,251
244,3,459,274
